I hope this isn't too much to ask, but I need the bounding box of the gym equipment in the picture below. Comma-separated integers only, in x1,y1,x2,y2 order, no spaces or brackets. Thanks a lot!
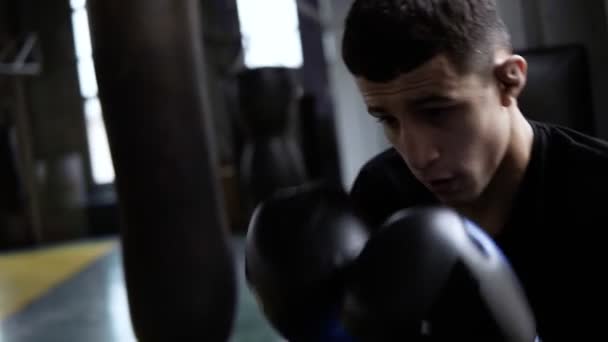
343,207,539,341
88,1,236,340
236,67,309,214
244,181,368,341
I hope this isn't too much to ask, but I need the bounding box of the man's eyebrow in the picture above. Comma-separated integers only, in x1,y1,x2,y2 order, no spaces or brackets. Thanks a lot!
410,94,457,108
367,106,388,116
366,94,457,115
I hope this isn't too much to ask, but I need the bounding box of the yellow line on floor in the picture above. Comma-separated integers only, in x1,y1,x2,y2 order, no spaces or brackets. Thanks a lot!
0,239,117,321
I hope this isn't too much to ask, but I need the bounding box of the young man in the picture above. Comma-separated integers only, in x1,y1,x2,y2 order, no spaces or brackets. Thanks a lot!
342,0,608,340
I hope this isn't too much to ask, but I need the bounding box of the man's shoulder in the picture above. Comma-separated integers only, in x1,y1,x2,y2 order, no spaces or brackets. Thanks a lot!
532,120,608,205
357,148,407,176
349,148,435,228
534,120,608,168
351,148,414,195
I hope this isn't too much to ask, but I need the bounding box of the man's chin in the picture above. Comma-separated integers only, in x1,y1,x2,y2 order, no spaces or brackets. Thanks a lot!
432,187,480,206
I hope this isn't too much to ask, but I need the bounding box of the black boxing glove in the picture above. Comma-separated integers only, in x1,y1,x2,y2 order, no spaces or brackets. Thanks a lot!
342,206,539,342
244,182,369,341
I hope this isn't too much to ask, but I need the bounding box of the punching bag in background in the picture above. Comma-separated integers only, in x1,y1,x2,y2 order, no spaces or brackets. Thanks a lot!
236,67,309,213
298,93,343,185
87,1,236,341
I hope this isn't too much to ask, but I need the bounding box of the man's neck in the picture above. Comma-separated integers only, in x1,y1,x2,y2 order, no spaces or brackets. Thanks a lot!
456,108,534,237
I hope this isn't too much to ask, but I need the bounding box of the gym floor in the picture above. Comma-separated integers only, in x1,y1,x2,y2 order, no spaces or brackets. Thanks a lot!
0,236,282,341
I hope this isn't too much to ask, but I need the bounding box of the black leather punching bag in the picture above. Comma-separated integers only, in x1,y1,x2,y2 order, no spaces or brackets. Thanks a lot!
87,1,236,341
236,67,308,213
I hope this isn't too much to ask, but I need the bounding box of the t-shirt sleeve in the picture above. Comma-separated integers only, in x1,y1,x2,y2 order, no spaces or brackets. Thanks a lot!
349,150,438,230
350,160,412,230
350,163,387,229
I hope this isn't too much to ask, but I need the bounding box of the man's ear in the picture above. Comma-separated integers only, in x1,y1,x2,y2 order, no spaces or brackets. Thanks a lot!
494,55,527,107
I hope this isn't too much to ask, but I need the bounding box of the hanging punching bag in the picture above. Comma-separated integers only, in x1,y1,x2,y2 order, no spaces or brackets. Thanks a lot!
87,1,236,341
236,67,309,213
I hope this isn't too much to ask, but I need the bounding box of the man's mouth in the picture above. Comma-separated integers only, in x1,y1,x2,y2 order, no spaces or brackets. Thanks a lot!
427,177,459,194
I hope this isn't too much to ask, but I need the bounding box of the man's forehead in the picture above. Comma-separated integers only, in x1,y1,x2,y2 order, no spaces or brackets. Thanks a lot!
355,55,461,98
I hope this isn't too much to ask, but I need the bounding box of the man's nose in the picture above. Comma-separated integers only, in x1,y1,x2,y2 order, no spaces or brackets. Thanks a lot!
398,127,440,172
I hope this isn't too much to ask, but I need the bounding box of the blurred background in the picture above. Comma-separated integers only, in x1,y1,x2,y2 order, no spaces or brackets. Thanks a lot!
0,0,607,341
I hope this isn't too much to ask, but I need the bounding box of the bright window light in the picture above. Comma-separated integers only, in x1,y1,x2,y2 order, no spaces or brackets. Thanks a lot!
70,0,86,10
236,0,304,68
70,1,116,184
84,98,115,184
71,8,92,59
76,58,99,98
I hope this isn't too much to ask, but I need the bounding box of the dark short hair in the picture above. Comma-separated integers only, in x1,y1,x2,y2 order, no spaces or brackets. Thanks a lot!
342,0,511,82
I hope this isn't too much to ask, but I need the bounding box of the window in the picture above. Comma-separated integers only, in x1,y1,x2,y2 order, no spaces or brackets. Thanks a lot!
236,0,304,68
70,0,115,184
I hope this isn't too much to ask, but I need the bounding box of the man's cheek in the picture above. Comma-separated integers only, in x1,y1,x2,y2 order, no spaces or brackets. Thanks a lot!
383,126,399,143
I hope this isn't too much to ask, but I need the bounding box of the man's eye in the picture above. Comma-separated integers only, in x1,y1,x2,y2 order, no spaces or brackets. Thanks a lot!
421,106,458,122
376,116,398,127
422,108,447,117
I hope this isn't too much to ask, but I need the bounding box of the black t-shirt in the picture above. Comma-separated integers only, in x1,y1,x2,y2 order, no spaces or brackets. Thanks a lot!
349,120,608,340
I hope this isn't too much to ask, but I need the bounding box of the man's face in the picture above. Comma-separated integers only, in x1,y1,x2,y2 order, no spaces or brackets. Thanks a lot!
356,55,512,205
